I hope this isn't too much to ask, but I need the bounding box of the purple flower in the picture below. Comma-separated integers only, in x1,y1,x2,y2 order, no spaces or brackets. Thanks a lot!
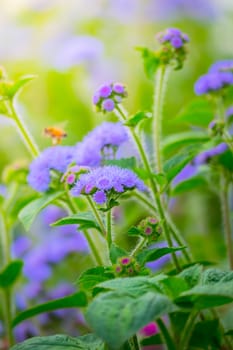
12,236,32,257
71,165,146,204
99,84,112,98
226,106,233,118
74,122,129,167
14,321,38,342
93,190,107,204
102,98,115,112
170,36,183,48
113,83,125,94
209,60,233,73
93,82,127,112
173,164,197,186
28,146,75,192
156,27,189,48
194,72,233,95
194,143,228,165
139,322,158,337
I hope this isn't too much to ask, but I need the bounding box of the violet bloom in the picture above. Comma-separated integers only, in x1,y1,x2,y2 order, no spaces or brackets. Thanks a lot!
194,143,228,165
146,241,176,271
156,27,189,48
93,82,127,113
209,60,233,73
71,165,146,204
28,146,75,192
226,106,233,118
74,122,129,167
14,321,38,343
194,71,233,95
173,164,197,186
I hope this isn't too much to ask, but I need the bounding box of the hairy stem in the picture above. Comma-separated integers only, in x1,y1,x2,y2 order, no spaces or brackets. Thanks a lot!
157,318,177,350
179,311,198,350
106,209,112,249
86,196,106,237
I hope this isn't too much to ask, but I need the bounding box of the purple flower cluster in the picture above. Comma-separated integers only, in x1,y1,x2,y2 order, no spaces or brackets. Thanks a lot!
71,165,146,205
194,143,228,165
194,60,233,95
28,146,75,192
93,82,127,112
156,28,189,49
74,122,129,167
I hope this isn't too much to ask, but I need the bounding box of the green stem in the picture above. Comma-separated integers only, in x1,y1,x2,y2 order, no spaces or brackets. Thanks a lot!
220,174,233,269
157,318,176,350
130,237,147,257
83,229,104,266
86,196,106,237
153,66,170,174
0,209,11,265
7,100,39,158
178,311,198,350
106,209,112,249
4,289,14,347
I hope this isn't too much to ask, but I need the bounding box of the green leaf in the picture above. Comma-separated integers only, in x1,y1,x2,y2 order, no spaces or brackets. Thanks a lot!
124,111,151,127
163,146,200,183
103,157,137,169
10,334,105,350
136,246,186,265
175,281,233,310
0,260,23,288
137,47,160,79
86,291,176,348
140,334,163,346
155,276,189,299
225,329,233,336
12,292,87,327
190,319,222,350
78,267,114,291
178,264,202,288
8,75,37,98
52,212,101,231
171,176,207,196
127,226,142,237
110,244,128,264
200,268,233,285
18,191,64,231
162,131,209,156
175,98,214,127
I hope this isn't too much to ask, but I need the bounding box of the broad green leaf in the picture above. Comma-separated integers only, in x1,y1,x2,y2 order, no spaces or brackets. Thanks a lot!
86,291,176,348
12,291,87,327
175,282,233,310
136,246,186,265
200,268,233,285
178,264,202,288
0,260,23,288
78,267,114,291
137,47,160,79
171,176,207,196
218,149,233,171
175,98,214,127
190,319,222,350
18,191,64,231
103,157,137,169
225,330,233,336
8,75,37,98
163,146,200,183
162,131,209,156
124,111,151,127
110,244,128,264
10,333,105,350
52,212,101,231
156,276,189,299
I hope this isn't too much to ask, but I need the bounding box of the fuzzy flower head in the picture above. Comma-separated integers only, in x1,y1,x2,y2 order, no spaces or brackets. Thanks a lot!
137,216,162,243
209,60,233,73
93,82,127,113
194,71,233,96
74,122,129,167
28,146,75,192
70,165,146,207
156,27,189,69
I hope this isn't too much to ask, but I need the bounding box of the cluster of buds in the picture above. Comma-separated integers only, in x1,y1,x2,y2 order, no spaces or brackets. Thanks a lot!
92,82,127,113
61,164,90,185
114,256,140,277
156,28,189,69
138,217,162,243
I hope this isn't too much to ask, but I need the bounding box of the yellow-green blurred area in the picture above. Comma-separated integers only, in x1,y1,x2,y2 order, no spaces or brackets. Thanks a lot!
1,0,233,265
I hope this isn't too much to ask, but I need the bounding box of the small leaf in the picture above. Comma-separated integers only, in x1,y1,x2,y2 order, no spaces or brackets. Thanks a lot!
171,176,207,196
178,264,202,288
103,157,137,169
127,226,142,237
18,191,64,231
52,212,101,231
86,291,176,348
110,244,128,264
0,260,23,288
10,334,105,350
78,267,114,291
136,246,185,265
137,47,160,79
140,334,163,346
156,276,189,299
12,291,87,327
8,75,37,98
124,111,151,127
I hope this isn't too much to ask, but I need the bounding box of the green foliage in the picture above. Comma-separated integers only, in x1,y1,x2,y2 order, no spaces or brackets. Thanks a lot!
78,267,114,292
7,75,37,99
190,319,222,350
136,246,186,265
109,244,128,264
171,176,207,196
103,157,137,169
178,264,202,287
10,334,105,350
52,212,101,231
137,47,160,79
18,191,64,230
12,292,87,327
124,111,151,127
140,334,163,346
0,260,23,289
86,291,175,348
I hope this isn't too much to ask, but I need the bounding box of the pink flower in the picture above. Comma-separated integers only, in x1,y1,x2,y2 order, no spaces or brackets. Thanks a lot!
140,322,158,337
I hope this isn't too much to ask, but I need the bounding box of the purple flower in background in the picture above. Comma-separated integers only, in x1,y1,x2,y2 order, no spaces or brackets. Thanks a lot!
74,122,129,167
28,146,75,192
156,27,189,48
209,60,233,73
0,184,7,197
146,241,177,271
71,165,146,204
93,82,127,112
194,143,228,165
102,99,115,112
173,163,197,186
194,71,233,95
14,321,38,343
12,236,32,257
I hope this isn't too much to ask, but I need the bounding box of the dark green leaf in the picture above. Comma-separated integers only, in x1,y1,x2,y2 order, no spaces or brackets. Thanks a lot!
156,276,189,299
8,75,37,98
127,226,142,237
12,292,87,327
0,260,23,288
124,111,151,127
140,334,163,346
190,319,222,350
136,246,186,265
18,191,64,231
200,268,233,285
10,334,105,350
225,330,233,336
78,267,114,291
52,212,101,231
103,157,137,170
110,244,128,264
137,47,160,79
171,176,207,196
86,291,176,348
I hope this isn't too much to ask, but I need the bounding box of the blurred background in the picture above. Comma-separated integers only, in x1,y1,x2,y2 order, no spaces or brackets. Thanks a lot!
1,0,233,343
